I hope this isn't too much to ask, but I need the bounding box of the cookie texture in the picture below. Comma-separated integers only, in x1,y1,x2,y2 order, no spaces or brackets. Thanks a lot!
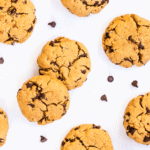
37,37,91,90
61,0,109,17
0,107,9,147
124,92,150,145
61,124,114,150
103,14,150,68
17,75,70,125
0,0,36,45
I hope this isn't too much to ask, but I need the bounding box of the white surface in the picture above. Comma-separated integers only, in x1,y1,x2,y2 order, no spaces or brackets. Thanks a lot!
1,0,150,149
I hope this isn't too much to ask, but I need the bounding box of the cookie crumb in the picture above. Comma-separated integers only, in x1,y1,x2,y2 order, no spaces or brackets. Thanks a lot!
48,21,56,28
40,136,47,143
0,57,4,64
107,76,114,82
101,95,107,102
131,80,138,88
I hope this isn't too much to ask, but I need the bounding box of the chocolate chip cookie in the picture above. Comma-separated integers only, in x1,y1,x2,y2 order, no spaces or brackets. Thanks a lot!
37,37,91,90
124,92,150,145
17,75,70,125
61,0,109,17
0,107,9,147
103,14,150,68
0,0,36,45
61,124,114,150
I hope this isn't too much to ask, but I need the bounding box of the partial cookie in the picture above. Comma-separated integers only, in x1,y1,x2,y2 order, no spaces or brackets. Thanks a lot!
124,92,150,145
0,107,9,147
17,75,70,125
37,37,91,90
0,0,36,45
61,124,114,150
61,0,109,17
103,14,150,68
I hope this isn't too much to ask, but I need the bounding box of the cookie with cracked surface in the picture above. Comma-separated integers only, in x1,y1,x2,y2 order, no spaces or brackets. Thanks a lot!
124,92,150,145
0,107,9,147
61,124,114,150
0,0,36,45
37,37,91,90
17,75,70,125
103,14,150,68
61,0,109,17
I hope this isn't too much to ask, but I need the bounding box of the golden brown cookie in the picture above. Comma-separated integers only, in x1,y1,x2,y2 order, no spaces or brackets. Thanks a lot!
17,75,70,125
103,14,150,68
37,37,91,90
124,92,150,145
61,124,114,150
61,0,109,17
0,0,36,45
0,107,9,147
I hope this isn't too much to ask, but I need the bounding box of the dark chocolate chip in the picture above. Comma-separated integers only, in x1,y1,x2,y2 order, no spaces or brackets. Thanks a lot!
0,57,4,64
127,126,136,135
40,93,45,99
28,26,33,32
143,136,150,142
28,104,35,108
100,95,107,102
81,70,86,74
0,112,3,114
49,41,54,46
109,49,114,53
107,76,114,82
128,36,137,44
62,141,65,146
33,18,36,24
147,123,149,125
74,127,80,130
138,42,144,49
58,76,63,81
146,107,150,114
131,80,138,88
93,124,100,129
7,7,16,15
105,32,110,39
0,139,4,143
11,0,18,3
40,136,47,143
125,112,130,116
83,0,87,5
26,82,34,88
24,0,27,4
0,7,3,10
48,21,56,28
94,1,99,6
70,139,75,142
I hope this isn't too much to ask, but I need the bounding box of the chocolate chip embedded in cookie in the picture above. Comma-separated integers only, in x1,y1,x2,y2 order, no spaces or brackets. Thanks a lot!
61,124,114,150
61,0,109,17
17,75,70,125
123,92,150,145
37,37,91,90
0,107,9,147
0,0,37,45
103,14,150,68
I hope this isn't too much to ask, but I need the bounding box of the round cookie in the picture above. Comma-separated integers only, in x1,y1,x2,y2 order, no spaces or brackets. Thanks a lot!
17,75,70,125
0,0,36,45
61,124,114,150
0,107,9,147
124,92,150,145
37,37,91,90
61,0,109,17
103,14,150,68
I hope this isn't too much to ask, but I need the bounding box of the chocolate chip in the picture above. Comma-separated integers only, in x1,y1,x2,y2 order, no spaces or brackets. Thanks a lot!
7,7,16,15
0,57,4,64
33,18,36,24
58,76,63,81
0,139,4,143
40,136,47,143
93,124,100,129
125,112,130,116
28,26,33,32
94,1,99,6
100,95,107,102
49,41,54,46
0,7,3,10
0,112,3,114
79,53,87,58
40,93,45,99
74,127,80,130
146,107,150,114
11,0,18,3
81,70,86,74
26,82,34,88
28,104,34,108
48,21,56,28
127,126,136,135
83,0,87,5
131,80,138,88
128,36,137,44
107,76,114,82
105,32,110,39
109,49,114,53
24,0,27,4
63,104,66,110
147,123,149,125
138,42,144,49
70,139,75,142
62,141,65,146
143,136,150,142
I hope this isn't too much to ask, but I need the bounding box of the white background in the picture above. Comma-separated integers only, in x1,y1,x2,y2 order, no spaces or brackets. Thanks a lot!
1,0,150,149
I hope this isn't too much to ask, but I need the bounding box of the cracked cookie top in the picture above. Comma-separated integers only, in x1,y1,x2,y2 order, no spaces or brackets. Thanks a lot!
61,0,109,17
0,107,9,147
61,124,114,150
17,75,70,125
124,92,150,145
0,0,36,45
103,14,150,68
37,37,91,90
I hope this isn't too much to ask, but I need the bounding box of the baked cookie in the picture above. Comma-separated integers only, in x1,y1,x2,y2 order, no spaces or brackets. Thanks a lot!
124,92,150,145
17,75,70,125
37,37,91,90
0,0,36,45
61,124,114,150
0,107,9,147
61,0,109,17
103,14,150,68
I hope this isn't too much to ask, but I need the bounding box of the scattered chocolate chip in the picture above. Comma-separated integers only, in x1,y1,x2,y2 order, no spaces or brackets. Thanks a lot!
107,76,114,82
40,136,47,143
26,82,34,88
40,93,45,99
81,70,86,74
49,41,54,46
138,42,144,49
70,139,75,142
93,124,100,129
24,0,27,4
28,26,33,32
131,80,138,88
127,126,136,135
125,112,130,116
146,107,150,114
48,21,56,28
0,57,4,64
105,32,110,39
128,36,137,44
109,49,114,53
0,7,3,10
7,6,16,15
62,141,65,146
61,112,66,116
147,123,149,125
0,112,3,114
126,119,129,122
28,104,34,108
11,0,18,3
94,1,99,6
100,95,107,102
74,127,80,130
0,139,4,143
33,18,36,24
143,136,150,142
58,76,63,81
83,0,87,5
